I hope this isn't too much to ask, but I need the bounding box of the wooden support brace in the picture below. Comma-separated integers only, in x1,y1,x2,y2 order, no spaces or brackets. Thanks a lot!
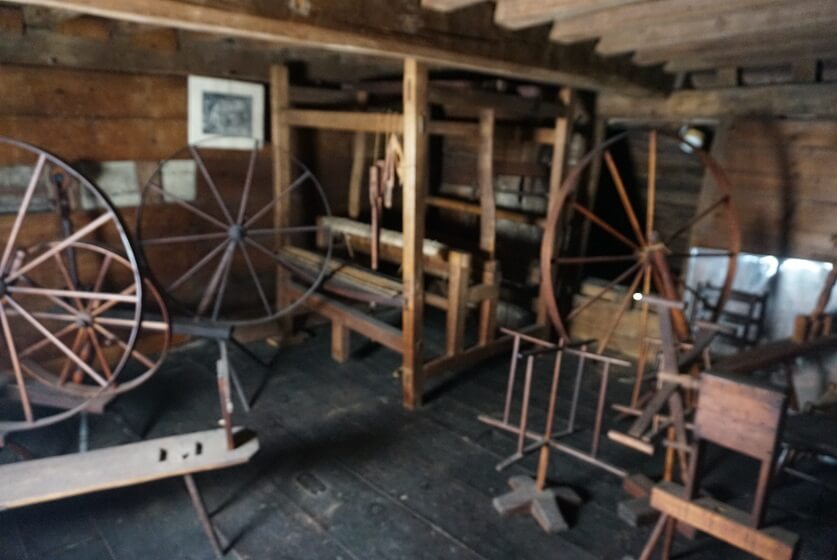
400,57,429,409
445,251,471,356
270,64,292,333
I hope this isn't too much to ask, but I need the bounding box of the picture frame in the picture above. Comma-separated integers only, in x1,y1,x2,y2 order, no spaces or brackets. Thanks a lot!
188,75,265,149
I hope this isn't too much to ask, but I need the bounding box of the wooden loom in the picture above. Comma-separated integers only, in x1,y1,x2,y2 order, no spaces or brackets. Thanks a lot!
271,61,577,409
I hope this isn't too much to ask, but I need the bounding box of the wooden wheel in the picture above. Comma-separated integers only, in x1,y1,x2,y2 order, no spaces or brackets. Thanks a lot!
135,137,334,326
540,129,740,354
7,242,170,399
0,137,152,433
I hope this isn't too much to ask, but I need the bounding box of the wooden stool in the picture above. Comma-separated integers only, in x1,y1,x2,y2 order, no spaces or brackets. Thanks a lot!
638,373,799,560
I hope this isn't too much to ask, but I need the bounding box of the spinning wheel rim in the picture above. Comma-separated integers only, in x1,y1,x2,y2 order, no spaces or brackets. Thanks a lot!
135,137,334,327
540,129,740,353
12,242,170,398
0,137,145,433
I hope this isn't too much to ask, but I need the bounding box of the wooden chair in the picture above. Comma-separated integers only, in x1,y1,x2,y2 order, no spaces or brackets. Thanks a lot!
639,372,799,560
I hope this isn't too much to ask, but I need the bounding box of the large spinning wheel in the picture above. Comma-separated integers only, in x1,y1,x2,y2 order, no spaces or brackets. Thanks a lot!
135,138,333,326
0,137,167,434
540,129,740,354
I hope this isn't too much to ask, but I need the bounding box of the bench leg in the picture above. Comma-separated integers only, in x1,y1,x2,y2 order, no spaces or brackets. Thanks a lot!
445,252,470,356
183,474,225,559
479,261,498,345
331,321,351,363
639,512,669,560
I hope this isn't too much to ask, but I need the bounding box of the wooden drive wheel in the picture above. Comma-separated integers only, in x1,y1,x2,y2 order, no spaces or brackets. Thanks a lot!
135,137,334,326
0,137,167,434
540,129,741,355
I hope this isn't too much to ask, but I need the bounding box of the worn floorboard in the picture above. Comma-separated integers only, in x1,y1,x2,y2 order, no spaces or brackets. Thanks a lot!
1,314,835,560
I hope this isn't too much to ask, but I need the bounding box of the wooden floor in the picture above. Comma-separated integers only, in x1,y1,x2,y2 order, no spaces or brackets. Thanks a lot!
1,313,835,560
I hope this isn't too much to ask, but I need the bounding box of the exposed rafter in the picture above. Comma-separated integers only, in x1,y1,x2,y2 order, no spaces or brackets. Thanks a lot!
0,0,669,94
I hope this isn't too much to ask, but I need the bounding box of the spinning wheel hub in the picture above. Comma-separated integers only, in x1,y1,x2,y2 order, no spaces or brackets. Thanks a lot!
228,224,247,242
76,311,93,328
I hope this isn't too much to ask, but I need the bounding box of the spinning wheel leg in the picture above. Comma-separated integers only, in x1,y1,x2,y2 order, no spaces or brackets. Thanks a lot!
183,473,225,559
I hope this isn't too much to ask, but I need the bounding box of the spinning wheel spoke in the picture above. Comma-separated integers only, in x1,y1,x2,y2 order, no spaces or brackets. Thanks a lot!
90,253,114,304
664,196,731,246
58,328,86,385
92,323,155,369
646,131,657,242
567,261,644,321
7,213,112,283
91,284,137,318
236,144,259,225
239,244,272,317
244,171,311,228
5,297,108,387
596,266,645,353
52,252,84,309
141,232,229,246
0,301,35,423
604,150,646,246
167,240,229,293
247,224,326,236
571,202,639,251
86,327,113,380
0,154,46,274
145,182,229,231
196,242,236,317
136,139,331,325
19,275,79,315
540,130,739,357
210,244,236,321
190,145,235,225
556,255,638,265
19,322,78,358
7,285,137,304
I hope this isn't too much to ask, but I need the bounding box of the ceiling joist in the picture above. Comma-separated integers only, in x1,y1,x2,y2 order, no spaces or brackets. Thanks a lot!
0,0,668,94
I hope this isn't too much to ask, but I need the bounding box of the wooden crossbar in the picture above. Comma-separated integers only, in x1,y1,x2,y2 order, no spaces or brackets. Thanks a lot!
650,483,799,560
0,428,259,511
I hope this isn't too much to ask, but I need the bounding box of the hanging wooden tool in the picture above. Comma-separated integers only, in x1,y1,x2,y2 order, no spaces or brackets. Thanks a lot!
368,132,404,270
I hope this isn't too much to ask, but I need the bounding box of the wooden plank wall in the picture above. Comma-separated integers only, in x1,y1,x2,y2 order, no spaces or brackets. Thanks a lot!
0,64,278,313
693,118,837,261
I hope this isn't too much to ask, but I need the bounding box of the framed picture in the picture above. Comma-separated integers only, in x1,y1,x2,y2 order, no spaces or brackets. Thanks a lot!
188,75,265,149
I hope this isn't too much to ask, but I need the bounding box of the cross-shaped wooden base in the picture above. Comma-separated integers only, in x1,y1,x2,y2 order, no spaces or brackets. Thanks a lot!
492,475,581,533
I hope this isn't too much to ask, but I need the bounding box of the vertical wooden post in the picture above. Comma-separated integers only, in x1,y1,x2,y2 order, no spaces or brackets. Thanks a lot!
478,108,498,344
270,65,292,332
348,131,367,219
576,116,606,262
445,251,471,356
331,321,351,363
478,109,496,256
401,58,428,409
537,88,575,327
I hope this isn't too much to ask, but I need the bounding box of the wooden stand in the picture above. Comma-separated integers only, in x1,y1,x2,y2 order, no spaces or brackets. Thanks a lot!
639,373,797,560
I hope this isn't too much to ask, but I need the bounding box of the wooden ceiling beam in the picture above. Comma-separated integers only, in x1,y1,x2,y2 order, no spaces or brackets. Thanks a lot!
596,0,837,55
420,0,485,12
494,0,641,30
549,0,790,44
0,27,397,86
637,31,837,69
0,0,669,94
599,83,837,121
